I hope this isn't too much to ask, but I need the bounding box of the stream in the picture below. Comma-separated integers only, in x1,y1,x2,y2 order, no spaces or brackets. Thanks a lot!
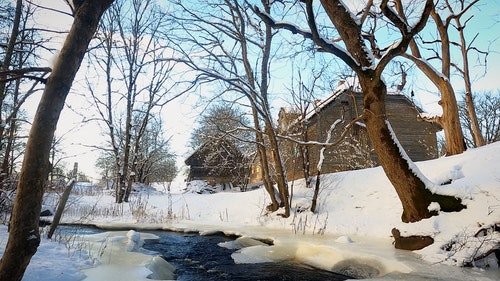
142,230,352,281
58,225,499,281
59,226,351,280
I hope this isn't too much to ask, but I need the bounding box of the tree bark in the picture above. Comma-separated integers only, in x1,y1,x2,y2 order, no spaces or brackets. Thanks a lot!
403,53,465,156
238,0,282,213
300,121,312,188
47,163,78,240
310,165,321,213
254,115,279,211
454,9,485,147
0,1,114,280
396,0,466,156
402,52,465,155
265,124,290,217
464,91,485,147
258,0,290,217
47,179,76,240
359,77,464,222
320,0,462,222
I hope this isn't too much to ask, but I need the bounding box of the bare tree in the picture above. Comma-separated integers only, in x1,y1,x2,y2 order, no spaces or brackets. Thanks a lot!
96,114,177,186
87,0,179,203
256,0,465,222
170,0,291,215
459,91,500,146
0,1,50,185
0,1,114,279
395,0,470,155
282,68,324,189
448,0,487,147
130,114,177,185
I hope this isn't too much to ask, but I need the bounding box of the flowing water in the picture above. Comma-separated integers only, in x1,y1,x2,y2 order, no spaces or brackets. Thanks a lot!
57,225,499,280
58,225,351,280
142,231,352,281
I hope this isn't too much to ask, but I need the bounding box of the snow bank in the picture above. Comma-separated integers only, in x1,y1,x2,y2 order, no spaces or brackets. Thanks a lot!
231,240,412,279
80,230,176,281
0,226,91,281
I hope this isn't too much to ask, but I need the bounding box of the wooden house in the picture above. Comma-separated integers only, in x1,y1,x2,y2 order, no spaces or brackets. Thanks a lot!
185,139,248,188
276,84,441,181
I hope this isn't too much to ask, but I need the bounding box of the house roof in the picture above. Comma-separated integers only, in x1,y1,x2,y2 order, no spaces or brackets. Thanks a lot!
185,138,243,166
284,77,424,125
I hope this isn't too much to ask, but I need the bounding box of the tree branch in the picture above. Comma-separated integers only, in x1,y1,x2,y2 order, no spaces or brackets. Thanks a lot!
0,67,51,83
253,4,360,71
377,0,434,74
277,115,364,148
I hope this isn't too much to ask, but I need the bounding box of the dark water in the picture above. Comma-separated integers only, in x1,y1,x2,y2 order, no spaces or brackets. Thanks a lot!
57,225,351,280
143,231,352,281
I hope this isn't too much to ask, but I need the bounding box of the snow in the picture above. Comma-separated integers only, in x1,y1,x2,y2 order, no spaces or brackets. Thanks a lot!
1,142,499,280
80,231,175,281
0,225,91,281
337,0,362,26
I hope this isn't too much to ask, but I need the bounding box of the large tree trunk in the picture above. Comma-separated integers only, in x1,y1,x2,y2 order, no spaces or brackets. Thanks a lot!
254,115,279,212
393,0,466,156
0,1,114,280
117,97,133,203
257,143,280,211
458,20,485,147
404,54,465,156
464,92,485,147
439,82,466,155
359,76,464,222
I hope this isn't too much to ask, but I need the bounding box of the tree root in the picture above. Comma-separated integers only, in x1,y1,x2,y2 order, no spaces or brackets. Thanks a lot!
392,228,434,251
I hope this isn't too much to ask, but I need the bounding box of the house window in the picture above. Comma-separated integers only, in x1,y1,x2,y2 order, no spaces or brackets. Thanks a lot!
253,166,260,174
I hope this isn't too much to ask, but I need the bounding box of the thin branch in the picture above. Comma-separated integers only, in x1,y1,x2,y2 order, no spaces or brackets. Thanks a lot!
25,0,74,17
277,116,364,148
377,0,434,74
253,4,360,71
0,67,51,83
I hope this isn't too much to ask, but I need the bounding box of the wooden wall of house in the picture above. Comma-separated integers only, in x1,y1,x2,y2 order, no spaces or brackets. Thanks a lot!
281,91,440,182
306,91,373,178
185,139,248,186
385,95,439,161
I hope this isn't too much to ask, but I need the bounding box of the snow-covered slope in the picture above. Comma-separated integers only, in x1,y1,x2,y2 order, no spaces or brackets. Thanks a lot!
1,142,499,280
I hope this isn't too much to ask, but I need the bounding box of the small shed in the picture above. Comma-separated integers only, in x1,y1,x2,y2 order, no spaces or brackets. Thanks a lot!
185,139,247,187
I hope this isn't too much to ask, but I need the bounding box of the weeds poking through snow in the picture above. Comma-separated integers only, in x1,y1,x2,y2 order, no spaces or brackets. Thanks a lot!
219,208,229,222
290,206,328,235
439,224,500,268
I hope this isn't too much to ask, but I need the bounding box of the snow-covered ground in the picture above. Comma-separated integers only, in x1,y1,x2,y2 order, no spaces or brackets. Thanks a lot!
1,142,499,280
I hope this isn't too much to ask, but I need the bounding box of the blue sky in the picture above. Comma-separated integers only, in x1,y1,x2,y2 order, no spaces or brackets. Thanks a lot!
21,0,500,179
